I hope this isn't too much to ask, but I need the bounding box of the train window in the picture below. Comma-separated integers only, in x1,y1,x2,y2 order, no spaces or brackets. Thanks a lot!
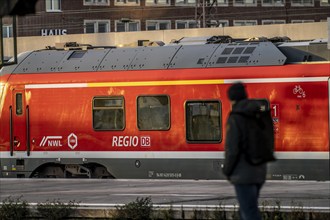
186,100,221,142
16,93,23,115
92,97,125,131
137,95,170,130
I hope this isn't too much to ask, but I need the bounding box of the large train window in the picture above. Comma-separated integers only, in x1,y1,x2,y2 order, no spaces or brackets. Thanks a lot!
92,97,125,131
186,100,222,142
137,95,170,130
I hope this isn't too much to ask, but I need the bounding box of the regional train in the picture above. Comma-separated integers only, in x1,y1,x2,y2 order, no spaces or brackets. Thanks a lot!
0,36,329,180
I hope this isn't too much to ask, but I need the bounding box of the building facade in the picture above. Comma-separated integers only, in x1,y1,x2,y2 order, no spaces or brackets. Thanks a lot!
2,0,330,37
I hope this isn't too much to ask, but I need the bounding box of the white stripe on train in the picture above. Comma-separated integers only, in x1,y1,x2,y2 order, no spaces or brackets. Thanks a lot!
0,151,328,159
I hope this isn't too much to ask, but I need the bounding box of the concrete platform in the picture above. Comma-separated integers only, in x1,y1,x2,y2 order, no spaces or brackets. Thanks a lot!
0,179,329,219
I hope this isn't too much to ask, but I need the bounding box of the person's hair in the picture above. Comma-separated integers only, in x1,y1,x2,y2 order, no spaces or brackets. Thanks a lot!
227,82,248,101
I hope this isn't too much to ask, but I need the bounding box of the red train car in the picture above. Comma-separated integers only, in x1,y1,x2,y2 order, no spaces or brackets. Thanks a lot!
0,38,329,180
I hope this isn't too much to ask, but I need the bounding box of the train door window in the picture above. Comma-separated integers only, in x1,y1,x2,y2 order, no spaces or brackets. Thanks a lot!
137,95,170,130
186,100,221,142
93,97,125,130
16,93,23,115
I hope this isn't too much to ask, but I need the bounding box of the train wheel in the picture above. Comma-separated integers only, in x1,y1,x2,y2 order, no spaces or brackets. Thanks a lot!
91,166,114,179
31,165,64,178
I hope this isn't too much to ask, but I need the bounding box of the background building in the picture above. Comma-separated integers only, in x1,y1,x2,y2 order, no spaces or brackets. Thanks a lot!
2,0,330,37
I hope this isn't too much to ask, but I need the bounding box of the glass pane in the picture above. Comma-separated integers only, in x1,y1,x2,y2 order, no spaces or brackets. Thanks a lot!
128,22,138,31
186,101,221,142
137,96,170,130
46,0,51,9
147,22,157,30
85,23,95,33
158,0,169,3
116,22,125,32
176,22,186,29
93,97,124,130
159,22,169,30
98,22,108,33
16,93,23,115
93,109,124,130
188,22,198,28
54,0,60,10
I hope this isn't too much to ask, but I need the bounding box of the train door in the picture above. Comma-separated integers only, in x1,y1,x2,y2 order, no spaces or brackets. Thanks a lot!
10,88,29,155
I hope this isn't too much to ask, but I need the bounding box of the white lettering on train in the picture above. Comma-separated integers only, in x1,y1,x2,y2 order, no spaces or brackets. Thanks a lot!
112,136,139,147
40,136,63,147
47,140,62,147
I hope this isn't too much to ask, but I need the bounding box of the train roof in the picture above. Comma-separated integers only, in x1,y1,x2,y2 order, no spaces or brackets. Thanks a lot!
1,36,329,76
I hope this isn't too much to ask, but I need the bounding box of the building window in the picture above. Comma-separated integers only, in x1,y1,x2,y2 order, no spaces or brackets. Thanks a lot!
46,0,61,12
320,0,330,6
84,20,110,33
115,20,140,32
146,0,170,5
2,25,13,38
262,0,285,6
175,0,196,6
176,20,199,29
93,97,125,130
217,0,229,6
234,0,257,6
137,95,170,130
234,20,258,26
146,20,171,30
262,20,286,25
291,0,314,6
291,20,314,23
186,100,221,142
207,20,229,27
115,0,139,5
84,0,110,5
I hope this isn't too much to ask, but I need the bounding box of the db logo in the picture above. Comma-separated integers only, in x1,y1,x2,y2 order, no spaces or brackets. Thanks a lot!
68,133,78,150
141,136,151,147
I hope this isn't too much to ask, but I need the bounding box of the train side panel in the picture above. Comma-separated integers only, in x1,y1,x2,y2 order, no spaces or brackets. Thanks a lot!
0,67,329,180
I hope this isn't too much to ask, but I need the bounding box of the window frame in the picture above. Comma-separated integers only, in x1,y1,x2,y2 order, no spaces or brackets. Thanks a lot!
146,20,171,30
185,100,222,143
233,20,258,26
175,20,199,29
84,20,110,33
137,95,171,131
46,0,61,12
175,0,196,6
84,0,110,6
262,20,286,25
115,0,140,6
207,20,229,27
291,20,314,23
145,0,170,6
291,0,314,6
233,0,257,6
115,20,140,32
2,25,13,38
92,96,125,131
320,0,330,6
261,0,285,6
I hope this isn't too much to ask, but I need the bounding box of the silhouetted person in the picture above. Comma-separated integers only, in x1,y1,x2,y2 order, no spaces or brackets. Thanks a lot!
223,82,266,220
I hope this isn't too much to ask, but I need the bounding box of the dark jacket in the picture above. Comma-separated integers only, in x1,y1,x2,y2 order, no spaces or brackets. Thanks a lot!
222,99,267,184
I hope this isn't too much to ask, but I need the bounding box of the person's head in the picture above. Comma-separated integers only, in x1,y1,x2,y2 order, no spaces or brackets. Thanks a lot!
227,82,248,105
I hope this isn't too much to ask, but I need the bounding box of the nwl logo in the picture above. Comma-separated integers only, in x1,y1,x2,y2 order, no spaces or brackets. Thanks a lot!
40,136,63,147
